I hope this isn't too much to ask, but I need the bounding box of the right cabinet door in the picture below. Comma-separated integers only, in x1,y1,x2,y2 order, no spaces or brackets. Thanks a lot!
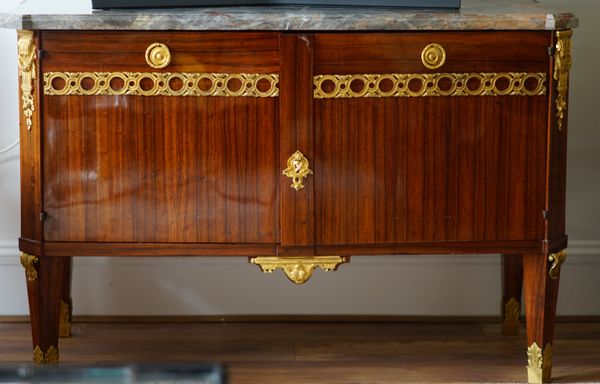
312,32,551,246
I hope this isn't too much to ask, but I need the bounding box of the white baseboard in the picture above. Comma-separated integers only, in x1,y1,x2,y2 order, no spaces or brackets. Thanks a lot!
1,240,599,265
1,239,598,316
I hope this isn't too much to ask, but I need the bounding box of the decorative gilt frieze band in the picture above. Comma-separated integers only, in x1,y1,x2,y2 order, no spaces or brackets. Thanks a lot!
527,342,553,384
314,72,546,99
17,30,36,130
548,249,567,280
250,256,346,284
44,71,279,98
554,30,573,131
33,345,59,365
20,252,39,282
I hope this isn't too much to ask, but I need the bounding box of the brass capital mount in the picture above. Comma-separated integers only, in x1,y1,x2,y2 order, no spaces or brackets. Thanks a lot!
548,249,567,280
20,252,39,282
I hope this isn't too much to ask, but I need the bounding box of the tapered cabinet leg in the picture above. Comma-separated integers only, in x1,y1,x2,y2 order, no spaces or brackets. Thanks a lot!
501,254,523,335
523,250,565,384
21,253,69,364
59,257,73,338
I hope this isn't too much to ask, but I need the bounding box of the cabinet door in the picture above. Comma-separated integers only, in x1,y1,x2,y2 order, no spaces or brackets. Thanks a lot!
313,32,551,245
42,31,280,243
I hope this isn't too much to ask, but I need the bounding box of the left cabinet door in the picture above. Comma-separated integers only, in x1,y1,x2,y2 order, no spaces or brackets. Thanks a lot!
41,31,281,244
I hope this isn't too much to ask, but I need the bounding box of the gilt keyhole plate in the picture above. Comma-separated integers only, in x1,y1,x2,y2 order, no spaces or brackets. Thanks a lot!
283,150,313,191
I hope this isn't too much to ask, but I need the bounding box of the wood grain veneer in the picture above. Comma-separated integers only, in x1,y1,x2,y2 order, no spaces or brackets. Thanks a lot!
41,31,280,73
314,31,551,74
43,95,279,243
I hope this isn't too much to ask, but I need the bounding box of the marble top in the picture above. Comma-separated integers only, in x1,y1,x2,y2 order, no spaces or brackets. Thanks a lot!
0,0,578,31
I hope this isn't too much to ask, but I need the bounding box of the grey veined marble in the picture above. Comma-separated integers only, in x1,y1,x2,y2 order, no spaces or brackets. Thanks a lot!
0,0,578,31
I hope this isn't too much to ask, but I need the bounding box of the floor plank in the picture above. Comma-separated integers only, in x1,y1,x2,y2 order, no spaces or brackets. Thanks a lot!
1,321,599,383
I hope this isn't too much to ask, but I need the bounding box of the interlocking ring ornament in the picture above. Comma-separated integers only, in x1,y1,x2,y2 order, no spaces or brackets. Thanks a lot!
145,43,171,69
313,72,546,99
421,43,447,70
44,71,280,98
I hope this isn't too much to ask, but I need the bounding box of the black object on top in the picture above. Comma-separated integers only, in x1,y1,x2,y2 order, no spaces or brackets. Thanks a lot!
92,0,461,10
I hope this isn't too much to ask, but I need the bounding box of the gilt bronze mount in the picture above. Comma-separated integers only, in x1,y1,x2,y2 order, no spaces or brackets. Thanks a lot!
314,72,546,99
527,342,553,384
20,252,39,282
59,300,72,338
548,250,567,280
250,256,347,284
145,42,171,69
554,30,572,131
282,151,313,191
33,345,59,365
44,71,279,98
502,297,521,335
17,30,36,130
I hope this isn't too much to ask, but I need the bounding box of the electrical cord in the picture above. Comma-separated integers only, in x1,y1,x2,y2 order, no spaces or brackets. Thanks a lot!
0,139,19,154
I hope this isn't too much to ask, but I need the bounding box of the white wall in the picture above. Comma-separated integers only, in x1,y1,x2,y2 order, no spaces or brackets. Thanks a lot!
0,0,598,317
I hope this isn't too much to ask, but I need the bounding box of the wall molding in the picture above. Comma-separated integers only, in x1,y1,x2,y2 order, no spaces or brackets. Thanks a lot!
2,239,599,316
1,240,599,266
2,314,600,324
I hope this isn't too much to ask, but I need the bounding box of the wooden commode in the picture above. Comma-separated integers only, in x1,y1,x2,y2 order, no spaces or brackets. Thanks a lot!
0,1,577,382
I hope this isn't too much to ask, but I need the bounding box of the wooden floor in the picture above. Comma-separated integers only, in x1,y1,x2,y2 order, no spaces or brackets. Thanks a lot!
1,320,600,383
